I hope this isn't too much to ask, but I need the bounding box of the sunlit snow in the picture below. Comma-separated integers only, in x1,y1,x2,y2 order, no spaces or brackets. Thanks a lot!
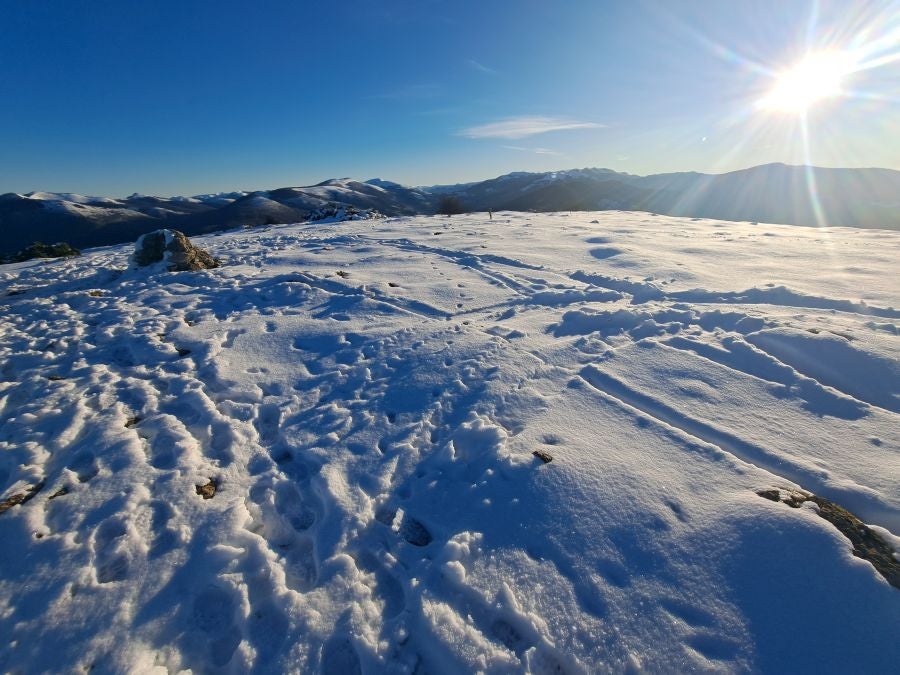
1,211,898,672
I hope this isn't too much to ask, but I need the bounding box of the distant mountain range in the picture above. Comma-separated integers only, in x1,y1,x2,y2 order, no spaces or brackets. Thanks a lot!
3,163,899,256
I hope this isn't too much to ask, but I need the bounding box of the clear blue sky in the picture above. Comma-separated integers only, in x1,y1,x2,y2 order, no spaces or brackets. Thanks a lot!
1,0,898,196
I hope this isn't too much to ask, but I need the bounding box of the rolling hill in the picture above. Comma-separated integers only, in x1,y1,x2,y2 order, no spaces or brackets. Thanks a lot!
3,163,899,257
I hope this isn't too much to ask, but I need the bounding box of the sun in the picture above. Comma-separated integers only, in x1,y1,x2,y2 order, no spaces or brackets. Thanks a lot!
758,51,853,114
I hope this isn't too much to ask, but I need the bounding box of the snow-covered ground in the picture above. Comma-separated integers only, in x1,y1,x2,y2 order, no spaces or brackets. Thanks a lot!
0,211,898,673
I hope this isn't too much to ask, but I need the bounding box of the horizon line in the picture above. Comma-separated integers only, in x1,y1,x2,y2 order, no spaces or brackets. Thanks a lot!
9,160,899,200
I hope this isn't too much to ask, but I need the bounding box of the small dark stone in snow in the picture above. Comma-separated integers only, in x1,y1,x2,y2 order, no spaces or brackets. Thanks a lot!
336,270,350,278
47,374,65,381
196,479,218,499
388,282,399,287
125,416,142,428
533,449,553,464
176,348,191,357
48,486,69,500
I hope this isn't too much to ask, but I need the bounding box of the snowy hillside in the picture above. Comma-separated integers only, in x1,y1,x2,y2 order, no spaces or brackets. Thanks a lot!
0,212,898,673
0,180,432,257
427,164,900,231
6,163,900,259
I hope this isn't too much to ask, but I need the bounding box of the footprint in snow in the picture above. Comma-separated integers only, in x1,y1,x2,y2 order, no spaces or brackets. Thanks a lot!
68,451,99,483
244,481,320,592
191,586,242,667
148,500,179,558
354,550,405,619
192,587,236,634
247,601,289,665
320,634,362,675
398,513,432,547
92,518,130,584
254,402,282,444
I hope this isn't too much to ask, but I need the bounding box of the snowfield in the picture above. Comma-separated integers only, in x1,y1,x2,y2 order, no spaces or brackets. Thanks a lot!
0,211,898,673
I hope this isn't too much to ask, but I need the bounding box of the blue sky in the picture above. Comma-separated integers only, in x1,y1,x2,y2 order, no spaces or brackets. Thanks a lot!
1,0,898,196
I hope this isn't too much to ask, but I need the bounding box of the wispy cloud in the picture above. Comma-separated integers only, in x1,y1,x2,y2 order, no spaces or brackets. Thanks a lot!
460,116,604,139
503,145,563,156
467,59,498,75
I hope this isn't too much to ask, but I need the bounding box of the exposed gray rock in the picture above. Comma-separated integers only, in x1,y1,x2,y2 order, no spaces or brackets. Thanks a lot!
131,229,218,272
0,481,45,515
757,487,900,589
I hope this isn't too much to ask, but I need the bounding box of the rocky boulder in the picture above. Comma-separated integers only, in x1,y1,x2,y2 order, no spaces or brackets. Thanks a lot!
131,229,218,272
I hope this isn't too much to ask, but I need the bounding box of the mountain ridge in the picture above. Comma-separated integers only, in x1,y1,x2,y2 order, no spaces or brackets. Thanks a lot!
3,163,900,256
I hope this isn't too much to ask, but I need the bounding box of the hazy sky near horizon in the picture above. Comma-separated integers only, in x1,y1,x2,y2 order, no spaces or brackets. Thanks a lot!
2,0,899,196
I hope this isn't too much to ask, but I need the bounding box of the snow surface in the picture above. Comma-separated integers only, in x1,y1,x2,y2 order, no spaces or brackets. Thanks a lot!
25,191,107,204
365,179,409,190
39,199,150,222
191,192,249,206
0,211,898,673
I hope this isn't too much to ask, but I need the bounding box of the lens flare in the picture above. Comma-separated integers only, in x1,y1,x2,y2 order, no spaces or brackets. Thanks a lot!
757,51,854,114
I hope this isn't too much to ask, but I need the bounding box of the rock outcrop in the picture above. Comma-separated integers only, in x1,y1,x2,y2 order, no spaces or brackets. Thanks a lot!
131,229,218,272
757,487,900,589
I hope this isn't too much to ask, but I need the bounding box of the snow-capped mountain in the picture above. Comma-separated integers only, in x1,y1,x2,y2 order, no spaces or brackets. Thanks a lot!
441,164,900,229
0,180,433,257
3,164,900,257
